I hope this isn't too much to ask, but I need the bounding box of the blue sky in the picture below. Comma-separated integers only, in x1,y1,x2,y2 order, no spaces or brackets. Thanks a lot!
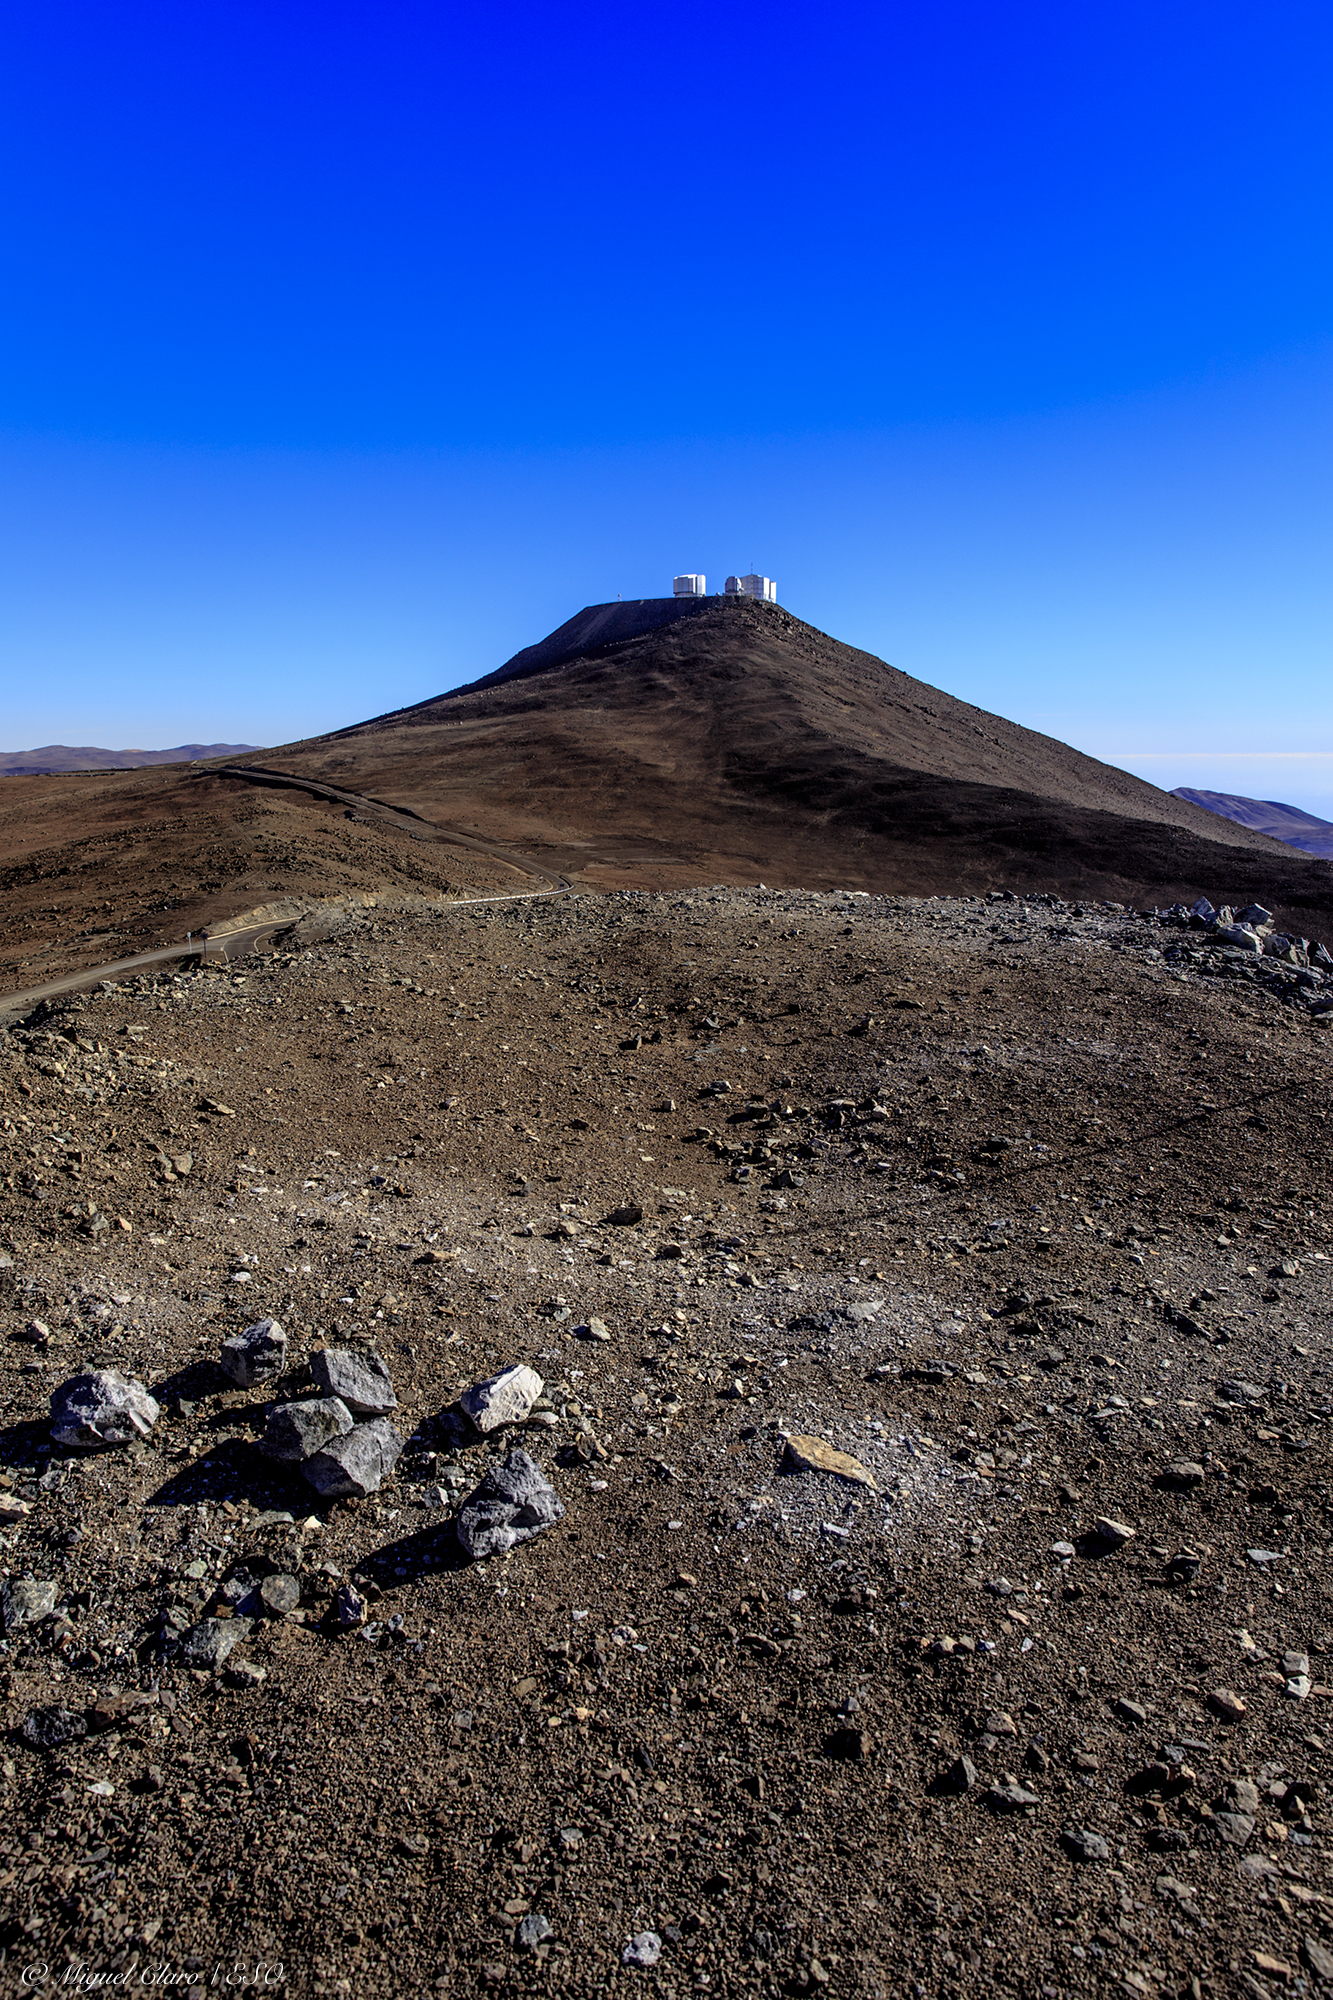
2,1,1330,815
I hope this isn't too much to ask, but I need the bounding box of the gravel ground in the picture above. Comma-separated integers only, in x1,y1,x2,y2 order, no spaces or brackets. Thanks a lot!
0,886,1330,2000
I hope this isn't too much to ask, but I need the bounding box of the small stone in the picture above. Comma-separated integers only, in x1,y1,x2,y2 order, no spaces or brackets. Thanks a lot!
0,1495,31,1524
985,1711,1018,1737
1159,1460,1206,1489
606,1204,644,1226
1211,1811,1255,1847
577,1318,611,1342
1061,1826,1111,1863
20,1704,87,1750
1050,1541,1075,1559
517,1914,553,1949
302,1418,404,1499
309,1347,398,1416
19,1319,52,1346
823,1726,870,1762
622,1933,662,1969
332,1583,368,1629
262,1396,354,1462
1225,1779,1261,1814
942,1755,978,1793
1302,1938,1333,1982
455,1449,565,1560
178,1616,252,1669
258,1574,301,1616
50,1369,160,1449
1207,1688,1247,1723
224,1660,267,1689
1113,1698,1149,1724
1093,1516,1136,1547
1,1578,57,1630
989,1782,1040,1811
783,1433,878,1492
459,1363,544,1433
219,1317,288,1388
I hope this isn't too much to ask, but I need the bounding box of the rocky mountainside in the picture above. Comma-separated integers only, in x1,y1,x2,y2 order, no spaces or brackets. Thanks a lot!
1172,788,1333,861
246,597,1333,923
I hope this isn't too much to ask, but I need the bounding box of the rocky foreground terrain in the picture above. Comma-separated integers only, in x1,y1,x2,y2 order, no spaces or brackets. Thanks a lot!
1,883,1331,1999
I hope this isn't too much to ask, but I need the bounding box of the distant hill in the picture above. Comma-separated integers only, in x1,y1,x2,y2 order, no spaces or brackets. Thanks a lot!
1171,787,1333,860
0,743,262,776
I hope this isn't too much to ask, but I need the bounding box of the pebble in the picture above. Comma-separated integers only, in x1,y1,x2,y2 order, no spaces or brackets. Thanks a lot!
782,1433,878,1491
1113,1698,1149,1724
577,1318,611,1342
459,1362,544,1433
219,1317,288,1388
517,1914,553,1949
1061,1826,1111,1863
623,1933,662,1968
302,1418,405,1498
310,1346,398,1416
49,1369,161,1448
262,1395,354,1462
942,1755,978,1793
988,1782,1040,1811
1159,1461,1206,1489
455,1449,566,1560
1207,1688,1247,1723
333,1583,369,1630
1093,1517,1136,1547
258,1574,302,1615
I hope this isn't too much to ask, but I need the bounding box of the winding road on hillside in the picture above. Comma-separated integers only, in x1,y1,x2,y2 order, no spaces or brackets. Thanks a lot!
0,767,574,1026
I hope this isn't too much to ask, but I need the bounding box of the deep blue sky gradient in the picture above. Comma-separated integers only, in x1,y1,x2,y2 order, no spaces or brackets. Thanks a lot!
2,2,1331,810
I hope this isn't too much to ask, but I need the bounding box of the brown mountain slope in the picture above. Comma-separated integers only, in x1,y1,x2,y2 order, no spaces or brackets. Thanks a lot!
3,597,1331,992
243,595,1333,920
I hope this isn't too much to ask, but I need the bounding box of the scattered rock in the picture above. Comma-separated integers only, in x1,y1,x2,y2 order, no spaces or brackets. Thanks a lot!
178,1616,252,1669
1302,1939,1333,1982
1093,1516,1136,1547
1207,1688,1247,1723
332,1584,369,1630
262,1395,354,1462
782,1433,878,1491
302,1418,405,1499
455,1450,566,1560
823,1727,870,1762
1113,1698,1149,1724
1158,1460,1206,1490
1061,1826,1111,1863
941,1755,978,1794
1210,1811,1255,1847
258,1574,301,1616
309,1347,398,1416
605,1204,644,1226
20,1704,87,1750
460,1362,544,1433
988,1782,1040,1811
622,1933,662,1968
1,1577,57,1631
219,1316,288,1388
50,1369,161,1448
577,1318,611,1343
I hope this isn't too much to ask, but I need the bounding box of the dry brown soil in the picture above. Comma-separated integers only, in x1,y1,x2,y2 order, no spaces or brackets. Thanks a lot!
1,885,1331,1999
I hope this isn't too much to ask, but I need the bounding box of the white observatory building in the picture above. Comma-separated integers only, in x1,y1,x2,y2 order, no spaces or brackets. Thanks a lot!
725,573,778,602
673,574,707,597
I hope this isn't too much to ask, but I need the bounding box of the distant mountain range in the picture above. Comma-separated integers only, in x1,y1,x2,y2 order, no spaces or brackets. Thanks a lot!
0,743,262,775
1171,787,1333,859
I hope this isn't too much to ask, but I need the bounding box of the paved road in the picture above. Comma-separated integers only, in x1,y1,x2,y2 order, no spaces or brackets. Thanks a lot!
0,768,573,1025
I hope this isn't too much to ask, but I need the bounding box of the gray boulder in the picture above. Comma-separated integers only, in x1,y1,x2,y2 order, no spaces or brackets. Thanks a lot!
1,1578,57,1631
302,1419,404,1499
262,1395,354,1462
50,1370,160,1448
455,1449,565,1561
21,1704,88,1750
310,1347,397,1416
220,1317,288,1388
178,1616,252,1669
